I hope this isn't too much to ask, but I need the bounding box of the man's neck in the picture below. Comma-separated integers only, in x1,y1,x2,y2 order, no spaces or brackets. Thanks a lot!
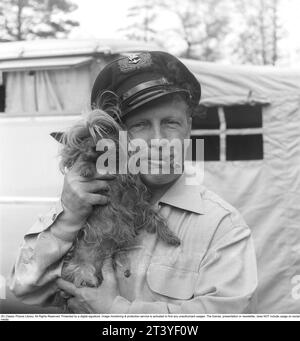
147,176,180,205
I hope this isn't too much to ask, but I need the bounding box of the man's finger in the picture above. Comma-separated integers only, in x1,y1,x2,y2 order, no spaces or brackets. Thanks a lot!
69,157,116,180
93,172,116,180
79,173,116,181
57,278,78,296
59,289,72,300
82,180,110,193
85,193,110,206
67,298,81,313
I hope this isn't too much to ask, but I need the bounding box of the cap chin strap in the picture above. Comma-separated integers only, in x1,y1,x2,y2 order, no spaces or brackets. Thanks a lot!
120,77,191,114
121,78,170,101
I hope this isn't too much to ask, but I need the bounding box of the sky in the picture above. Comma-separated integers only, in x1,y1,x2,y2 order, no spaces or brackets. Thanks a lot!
69,0,136,39
68,0,300,66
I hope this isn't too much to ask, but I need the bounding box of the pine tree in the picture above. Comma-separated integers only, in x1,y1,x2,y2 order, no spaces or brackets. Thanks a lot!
121,0,158,42
122,0,230,61
165,0,230,60
233,0,283,65
0,0,79,41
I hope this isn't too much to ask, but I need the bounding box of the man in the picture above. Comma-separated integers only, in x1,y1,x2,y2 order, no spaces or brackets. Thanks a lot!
10,51,257,313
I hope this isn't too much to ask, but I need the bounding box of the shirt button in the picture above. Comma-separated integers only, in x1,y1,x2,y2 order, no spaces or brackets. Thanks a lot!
124,269,131,278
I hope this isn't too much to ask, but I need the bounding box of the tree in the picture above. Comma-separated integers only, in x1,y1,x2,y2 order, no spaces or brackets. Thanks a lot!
0,0,79,41
121,0,230,61
160,0,230,60
233,0,283,65
121,0,159,42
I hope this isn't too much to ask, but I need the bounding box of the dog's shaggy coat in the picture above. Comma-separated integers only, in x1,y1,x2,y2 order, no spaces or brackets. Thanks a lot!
59,109,180,288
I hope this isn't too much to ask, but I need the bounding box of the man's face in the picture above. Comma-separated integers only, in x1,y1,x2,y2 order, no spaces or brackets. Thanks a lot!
123,96,192,188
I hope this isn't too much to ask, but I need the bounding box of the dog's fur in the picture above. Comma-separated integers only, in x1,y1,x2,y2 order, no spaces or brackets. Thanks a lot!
59,109,180,289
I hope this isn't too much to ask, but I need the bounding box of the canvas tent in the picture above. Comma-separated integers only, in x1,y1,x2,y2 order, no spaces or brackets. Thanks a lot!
0,39,300,313
183,59,300,313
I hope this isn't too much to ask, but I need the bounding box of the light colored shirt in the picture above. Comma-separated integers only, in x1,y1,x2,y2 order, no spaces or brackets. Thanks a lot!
9,173,258,313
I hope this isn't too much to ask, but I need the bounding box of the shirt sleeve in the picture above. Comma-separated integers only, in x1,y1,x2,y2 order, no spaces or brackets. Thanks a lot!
9,201,75,306
109,218,258,314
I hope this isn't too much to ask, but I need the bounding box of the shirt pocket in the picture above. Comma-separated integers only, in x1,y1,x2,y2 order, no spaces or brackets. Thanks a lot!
146,254,199,301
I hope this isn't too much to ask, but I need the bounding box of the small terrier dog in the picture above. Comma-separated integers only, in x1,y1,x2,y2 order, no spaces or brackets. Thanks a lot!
58,109,180,289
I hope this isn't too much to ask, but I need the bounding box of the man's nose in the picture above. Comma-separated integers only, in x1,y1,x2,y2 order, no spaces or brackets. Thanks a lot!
150,124,165,141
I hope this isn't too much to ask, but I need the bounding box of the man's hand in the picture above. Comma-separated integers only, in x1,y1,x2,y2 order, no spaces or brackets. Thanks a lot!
57,257,119,313
61,156,116,226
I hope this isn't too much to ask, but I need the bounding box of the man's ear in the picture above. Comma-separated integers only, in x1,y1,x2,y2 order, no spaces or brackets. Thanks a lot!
186,113,192,138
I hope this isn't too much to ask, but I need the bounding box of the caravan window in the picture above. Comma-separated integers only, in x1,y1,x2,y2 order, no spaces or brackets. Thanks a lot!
3,68,92,115
192,105,264,161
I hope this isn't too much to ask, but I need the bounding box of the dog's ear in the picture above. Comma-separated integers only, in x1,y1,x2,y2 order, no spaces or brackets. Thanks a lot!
50,131,64,143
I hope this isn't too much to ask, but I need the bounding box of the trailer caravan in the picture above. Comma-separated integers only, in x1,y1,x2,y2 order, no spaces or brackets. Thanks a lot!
0,39,158,313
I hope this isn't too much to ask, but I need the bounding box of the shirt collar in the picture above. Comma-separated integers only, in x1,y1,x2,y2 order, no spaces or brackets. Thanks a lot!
157,172,205,215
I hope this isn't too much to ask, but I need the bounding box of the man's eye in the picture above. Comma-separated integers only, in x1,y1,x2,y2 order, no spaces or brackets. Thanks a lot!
165,120,180,126
130,122,145,129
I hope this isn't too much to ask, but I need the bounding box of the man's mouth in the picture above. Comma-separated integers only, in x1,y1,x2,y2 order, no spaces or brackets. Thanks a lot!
128,147,183,174
145,156,182,173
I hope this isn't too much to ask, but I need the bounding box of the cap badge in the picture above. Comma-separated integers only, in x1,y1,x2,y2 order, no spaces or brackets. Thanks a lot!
118,52,152,73
128,54,141,64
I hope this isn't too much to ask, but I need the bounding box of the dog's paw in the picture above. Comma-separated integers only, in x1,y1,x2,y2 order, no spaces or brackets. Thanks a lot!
72,264,100,288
